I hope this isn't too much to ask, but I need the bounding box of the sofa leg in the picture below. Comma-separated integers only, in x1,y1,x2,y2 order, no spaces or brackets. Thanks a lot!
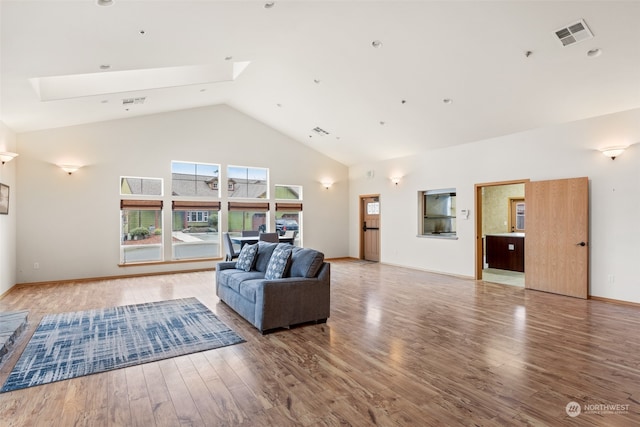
316,318,327,324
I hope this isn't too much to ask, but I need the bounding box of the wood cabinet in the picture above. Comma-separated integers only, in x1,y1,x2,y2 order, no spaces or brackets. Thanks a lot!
486,234,525,272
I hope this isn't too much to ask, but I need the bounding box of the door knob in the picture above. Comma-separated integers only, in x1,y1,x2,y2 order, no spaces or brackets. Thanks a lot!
576,241,587,247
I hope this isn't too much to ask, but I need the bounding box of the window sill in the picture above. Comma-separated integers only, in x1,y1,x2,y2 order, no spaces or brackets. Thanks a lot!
118,257,222,267
417,234,458,240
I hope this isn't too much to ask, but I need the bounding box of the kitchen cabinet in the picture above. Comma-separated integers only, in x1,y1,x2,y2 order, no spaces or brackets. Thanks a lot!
485,233,525,272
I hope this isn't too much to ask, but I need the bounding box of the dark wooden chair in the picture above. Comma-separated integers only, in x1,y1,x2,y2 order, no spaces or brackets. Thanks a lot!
223,232,239,261
258,232,279,243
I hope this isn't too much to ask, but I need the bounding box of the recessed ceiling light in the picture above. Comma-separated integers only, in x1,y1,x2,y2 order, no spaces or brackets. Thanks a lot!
372,40,383,48
96,0,114,6
200,89,207,92
276,103,282,108
100,99,108,104
379,121,385,125
401,99,407,104
225,56,233,61
313,79,321,84
264,2,275,8
99,64,111,71
587,48,602,57
443,98,453,104
139,30,146,35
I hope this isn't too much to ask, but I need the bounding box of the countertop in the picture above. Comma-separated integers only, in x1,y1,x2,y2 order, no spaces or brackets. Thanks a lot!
485,233,525,238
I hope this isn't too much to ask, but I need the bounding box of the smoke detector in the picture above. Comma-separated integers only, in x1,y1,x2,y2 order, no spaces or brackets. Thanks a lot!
122,97,146,106
554,19,593,47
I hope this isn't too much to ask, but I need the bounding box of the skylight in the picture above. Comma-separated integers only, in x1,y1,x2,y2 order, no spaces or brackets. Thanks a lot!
30,62,250,101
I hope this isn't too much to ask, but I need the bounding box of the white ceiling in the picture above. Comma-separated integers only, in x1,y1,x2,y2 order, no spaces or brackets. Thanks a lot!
1,0,639,166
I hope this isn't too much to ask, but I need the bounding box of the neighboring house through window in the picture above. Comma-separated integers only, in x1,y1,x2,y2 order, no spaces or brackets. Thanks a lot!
171,161,221,260
227,166,268,199
119,177,164,264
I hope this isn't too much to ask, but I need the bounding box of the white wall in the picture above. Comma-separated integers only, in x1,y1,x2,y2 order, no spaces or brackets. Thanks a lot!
349,108,640,303
16,105,349,283
0,121,17,295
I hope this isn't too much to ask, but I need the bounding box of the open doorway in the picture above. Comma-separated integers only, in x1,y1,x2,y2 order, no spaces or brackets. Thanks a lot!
475,180,528,287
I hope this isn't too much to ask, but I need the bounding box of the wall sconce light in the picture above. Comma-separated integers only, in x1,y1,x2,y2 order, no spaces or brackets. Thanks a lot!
59,165,81,175
321,181,333,190
390,176,402,186
0,152,19,165
600,146,627,160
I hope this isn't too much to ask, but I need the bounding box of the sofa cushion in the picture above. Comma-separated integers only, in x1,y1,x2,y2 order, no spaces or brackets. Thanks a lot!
238,279,263,303
218,269,264,294
254,242,279,272
264,245,293,280
289,247,325,278
236,243,258,271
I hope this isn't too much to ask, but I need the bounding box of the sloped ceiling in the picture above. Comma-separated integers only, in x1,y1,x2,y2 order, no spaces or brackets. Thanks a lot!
1,0,639,166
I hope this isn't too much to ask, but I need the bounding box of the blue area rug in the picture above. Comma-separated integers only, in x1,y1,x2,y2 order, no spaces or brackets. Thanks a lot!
1,297,244,393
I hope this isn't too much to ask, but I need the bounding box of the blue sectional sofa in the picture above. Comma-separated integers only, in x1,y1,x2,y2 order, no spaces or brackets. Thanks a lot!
215,242,330,333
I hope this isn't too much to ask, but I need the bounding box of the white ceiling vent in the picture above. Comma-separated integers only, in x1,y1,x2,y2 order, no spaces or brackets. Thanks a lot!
122,97,146,106
554,19,593,47
312,126,330,136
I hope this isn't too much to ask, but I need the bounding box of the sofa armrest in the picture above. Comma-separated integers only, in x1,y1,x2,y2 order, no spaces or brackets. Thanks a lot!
216,261,238,270
255,263,331,331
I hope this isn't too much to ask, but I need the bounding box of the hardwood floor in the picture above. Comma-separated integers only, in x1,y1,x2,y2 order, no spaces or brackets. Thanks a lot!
0,260,639,426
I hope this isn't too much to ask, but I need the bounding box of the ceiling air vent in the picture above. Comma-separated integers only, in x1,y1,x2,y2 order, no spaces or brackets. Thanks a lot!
312,126,330,136
554,19,593,47
122,97,146,106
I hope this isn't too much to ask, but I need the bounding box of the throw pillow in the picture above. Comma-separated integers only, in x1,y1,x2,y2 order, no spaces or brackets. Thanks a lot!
264,245,293,280
236,243,258,272
289,248,325,278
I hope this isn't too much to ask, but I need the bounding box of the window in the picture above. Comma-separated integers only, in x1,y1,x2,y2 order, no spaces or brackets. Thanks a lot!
227,166,268,199
171,161,219,197
275,202,302,245
227,202,269,237
187,211,209,222
120,200,163,263
275,184,302,200
172,201,220,260
120,176,163,196
419,189,457,238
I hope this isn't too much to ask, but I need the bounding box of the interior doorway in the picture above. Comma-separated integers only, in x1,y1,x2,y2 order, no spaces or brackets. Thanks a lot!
475,180,528,286
476,177,589,298
360,195,380,262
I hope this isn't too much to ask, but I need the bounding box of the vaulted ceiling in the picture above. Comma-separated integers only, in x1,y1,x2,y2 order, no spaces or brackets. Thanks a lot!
1,1,639,165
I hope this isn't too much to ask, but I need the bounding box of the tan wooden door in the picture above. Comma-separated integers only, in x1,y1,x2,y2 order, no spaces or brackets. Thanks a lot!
525,177,589,298
361,196,380,262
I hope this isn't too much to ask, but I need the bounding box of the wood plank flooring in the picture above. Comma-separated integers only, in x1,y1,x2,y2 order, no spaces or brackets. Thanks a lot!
0,260,639,426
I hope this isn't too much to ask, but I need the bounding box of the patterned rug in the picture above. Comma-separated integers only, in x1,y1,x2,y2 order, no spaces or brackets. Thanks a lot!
1,298,244,393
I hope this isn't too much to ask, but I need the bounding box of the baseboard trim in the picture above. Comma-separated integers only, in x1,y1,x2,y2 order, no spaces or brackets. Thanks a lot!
325,257,358,261
13,267,215,289
381,261,475,281
589,295,640,307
